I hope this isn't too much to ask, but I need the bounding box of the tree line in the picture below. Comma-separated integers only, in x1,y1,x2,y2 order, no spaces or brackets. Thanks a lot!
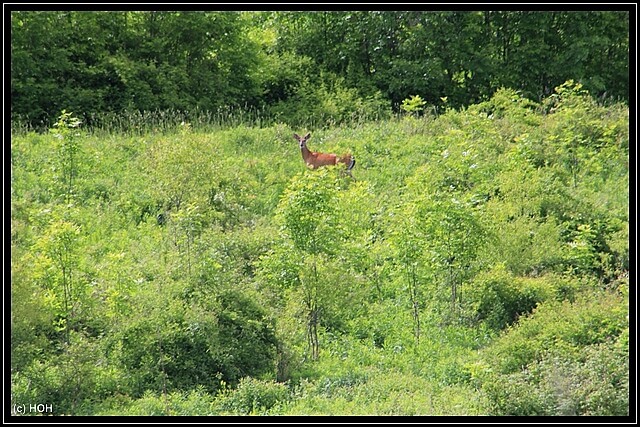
11,10,629,128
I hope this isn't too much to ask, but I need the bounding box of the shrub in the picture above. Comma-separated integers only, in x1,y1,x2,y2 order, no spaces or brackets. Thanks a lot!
97,387,215,416
482,335,628,416
478,289,628,415
213,377,291,415
109,284,277,397
11,331,126,415
464,265,582,330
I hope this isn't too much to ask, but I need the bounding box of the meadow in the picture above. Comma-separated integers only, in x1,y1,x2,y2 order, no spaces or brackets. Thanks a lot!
10,83,629,416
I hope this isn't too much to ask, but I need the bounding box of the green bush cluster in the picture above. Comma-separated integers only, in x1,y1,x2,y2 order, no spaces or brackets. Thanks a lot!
463,265,582,330
477,289,628,415
213,377,291,415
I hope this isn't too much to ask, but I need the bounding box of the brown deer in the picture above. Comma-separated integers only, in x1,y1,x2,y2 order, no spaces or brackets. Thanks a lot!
294,133,355,175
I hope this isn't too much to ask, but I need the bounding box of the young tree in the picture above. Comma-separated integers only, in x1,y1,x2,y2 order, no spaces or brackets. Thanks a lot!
33,217,82,344
50,110,83,201
270,168,342,361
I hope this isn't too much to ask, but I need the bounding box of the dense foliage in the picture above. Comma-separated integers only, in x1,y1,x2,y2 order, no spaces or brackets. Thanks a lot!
10,82,629,416
11,11,629,129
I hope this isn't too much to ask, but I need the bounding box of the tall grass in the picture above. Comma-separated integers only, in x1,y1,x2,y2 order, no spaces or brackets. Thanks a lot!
84,106,274,136
11,105,394,137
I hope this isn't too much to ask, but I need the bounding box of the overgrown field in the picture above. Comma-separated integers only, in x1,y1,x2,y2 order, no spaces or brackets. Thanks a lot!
10,83,629,416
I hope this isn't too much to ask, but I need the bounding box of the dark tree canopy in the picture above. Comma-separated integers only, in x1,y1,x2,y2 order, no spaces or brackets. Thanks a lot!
11,10,629,127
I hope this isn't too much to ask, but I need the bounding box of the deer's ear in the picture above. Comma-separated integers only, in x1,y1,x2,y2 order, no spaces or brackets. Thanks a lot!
304,133,311,139
293,133,300,140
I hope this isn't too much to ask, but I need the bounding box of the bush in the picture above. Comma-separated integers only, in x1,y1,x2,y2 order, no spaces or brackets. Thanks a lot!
482,335,628,416
97,387,215,416
11,331,126,415
267,72,390,128
468,87,540,126
213,377,291,415
478,289,628,415
109,284,278,397
464,265,582,330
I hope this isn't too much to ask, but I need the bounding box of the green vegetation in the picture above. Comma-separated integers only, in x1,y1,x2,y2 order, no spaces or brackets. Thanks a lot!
11,82,628,416
9,6,629,418
11,11,629,130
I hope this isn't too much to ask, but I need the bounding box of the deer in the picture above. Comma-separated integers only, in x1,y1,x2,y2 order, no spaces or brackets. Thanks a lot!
294,132,355,176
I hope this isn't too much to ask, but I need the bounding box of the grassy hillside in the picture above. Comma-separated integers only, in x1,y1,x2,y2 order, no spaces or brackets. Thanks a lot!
10,83,629,416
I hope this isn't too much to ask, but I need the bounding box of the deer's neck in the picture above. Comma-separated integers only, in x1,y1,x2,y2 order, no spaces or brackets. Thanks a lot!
301,144,313,161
